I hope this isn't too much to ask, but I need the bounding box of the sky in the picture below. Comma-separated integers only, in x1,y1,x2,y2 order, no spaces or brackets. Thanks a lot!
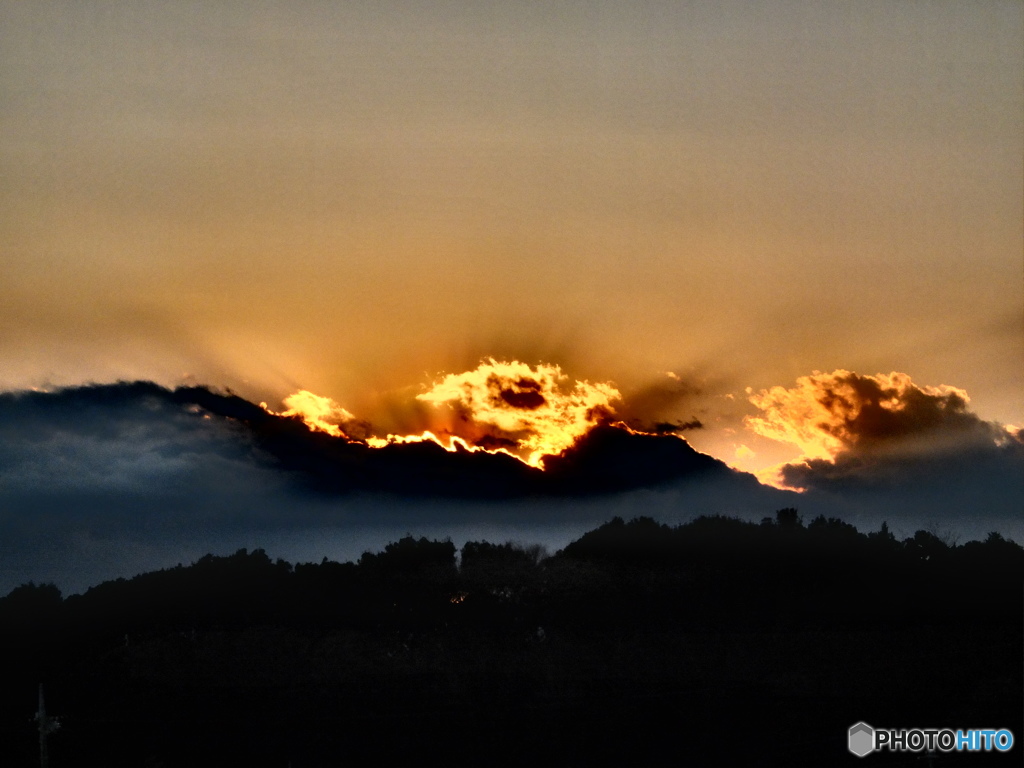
0,2,1021,592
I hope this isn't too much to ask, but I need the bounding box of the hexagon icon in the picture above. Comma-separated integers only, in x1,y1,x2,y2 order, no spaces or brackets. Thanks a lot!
848,722,875,757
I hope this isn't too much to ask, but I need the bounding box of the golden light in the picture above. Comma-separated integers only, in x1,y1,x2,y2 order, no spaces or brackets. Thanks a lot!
265,389,355,439
414,359,621,468
745,370,973,462
268,359,622,469
744,369,981,490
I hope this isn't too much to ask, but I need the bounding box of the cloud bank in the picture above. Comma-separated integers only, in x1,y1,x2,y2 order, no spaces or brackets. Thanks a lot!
0,379,741,501
1,367,1020,595
745,370,1023,534
0,379,789,594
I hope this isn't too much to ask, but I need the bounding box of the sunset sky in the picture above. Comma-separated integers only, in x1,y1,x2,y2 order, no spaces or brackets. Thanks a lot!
0,1,1021,590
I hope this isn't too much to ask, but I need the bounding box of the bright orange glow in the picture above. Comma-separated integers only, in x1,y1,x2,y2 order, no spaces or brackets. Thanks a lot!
745,380,846,462
365,430,519,461
744,369,982,490
1001,424,1023,446
415,359,620,467
752,462,806,492
265,389,355,439
271,359,621,469
745,370,972,462
734,444,756,461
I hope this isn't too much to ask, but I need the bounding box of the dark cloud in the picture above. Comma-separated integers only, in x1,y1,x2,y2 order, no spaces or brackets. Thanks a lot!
652,420,704,434
0,381,792,595
2,378,1020,597
746,370,1024,533
747,370,1006,459
225,385,728,498
815,376,996,451
614,372,715,436
493,376,547,410
0,382,748,503
784,440,1023,494
543,424,727,493
778,426,1023,520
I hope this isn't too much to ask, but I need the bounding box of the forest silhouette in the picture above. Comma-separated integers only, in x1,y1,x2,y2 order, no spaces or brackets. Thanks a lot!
1,511,1020,766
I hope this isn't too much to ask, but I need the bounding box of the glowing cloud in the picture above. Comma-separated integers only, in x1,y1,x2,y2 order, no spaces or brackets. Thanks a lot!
745,369,1020,491
415,359,621,468
275,389,355,439
734,444,756,461
745,370,978,461
269,360,621,469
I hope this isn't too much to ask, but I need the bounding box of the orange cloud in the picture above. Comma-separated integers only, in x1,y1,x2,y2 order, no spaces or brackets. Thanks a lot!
415,359,620,467
269,359,621,469
746,370,979,460
270,389,356,439
745,369,1018,490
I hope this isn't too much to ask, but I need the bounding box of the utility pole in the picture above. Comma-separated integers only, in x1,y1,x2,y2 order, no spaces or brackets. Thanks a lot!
37,683,48,768
36,683,59,768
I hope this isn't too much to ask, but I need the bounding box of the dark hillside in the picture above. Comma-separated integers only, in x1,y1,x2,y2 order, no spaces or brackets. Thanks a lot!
1,512,1019,766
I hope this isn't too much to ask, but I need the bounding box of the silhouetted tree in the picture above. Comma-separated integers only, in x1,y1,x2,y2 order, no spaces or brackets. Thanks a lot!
774,507,802,529
359,536,457,577
1,514,1022,768
904,529,949,563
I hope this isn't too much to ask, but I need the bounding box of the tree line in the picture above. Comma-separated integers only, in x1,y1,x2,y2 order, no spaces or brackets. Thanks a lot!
1,511,1020,767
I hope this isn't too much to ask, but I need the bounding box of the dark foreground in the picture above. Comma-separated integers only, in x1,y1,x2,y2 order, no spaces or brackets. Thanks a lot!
1,511,1020,767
